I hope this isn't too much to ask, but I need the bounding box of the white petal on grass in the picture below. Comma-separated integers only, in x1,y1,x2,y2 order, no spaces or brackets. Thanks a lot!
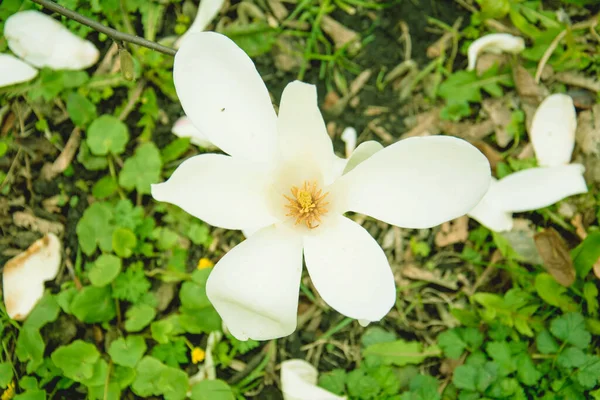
467,33,525,71
151,154,278,231
334,136,491,229
174,0,225,48
281,359,347,400
0,53,38,88
341,127,357,158
5,10,99,70
277,81,335,181
303,216,395,323
530,94,576,167
2,233,61,320
342,140,383,175
491,164,588,213
206,225,303,341
172,116,217,149
174,32,278,163
467,179,514,232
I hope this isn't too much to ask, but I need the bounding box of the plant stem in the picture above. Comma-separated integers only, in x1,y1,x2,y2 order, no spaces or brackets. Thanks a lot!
29,0,177,56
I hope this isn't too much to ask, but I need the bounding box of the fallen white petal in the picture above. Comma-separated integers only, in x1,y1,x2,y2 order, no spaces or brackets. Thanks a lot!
281,360,346,400
277,81,336,184
174,32,278,163
467,179,514,232
0,53,38,88
206,224,303,341
342,140,383,175
467,33,525,71
5,10,99,70
151,154,278,231
491,164,588,212
341,127,357,158
2,233,61,320
530,94,576,167
175,0,225,48
172,116,217,149
304,216,395,323
334,136,491,229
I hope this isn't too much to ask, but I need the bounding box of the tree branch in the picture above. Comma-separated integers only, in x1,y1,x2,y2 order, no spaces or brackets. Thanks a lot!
30,0,177,57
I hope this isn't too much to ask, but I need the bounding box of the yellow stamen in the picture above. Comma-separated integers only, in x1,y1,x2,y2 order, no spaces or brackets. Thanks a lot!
191,347,205,364
197,258,214,270
284,181,329,229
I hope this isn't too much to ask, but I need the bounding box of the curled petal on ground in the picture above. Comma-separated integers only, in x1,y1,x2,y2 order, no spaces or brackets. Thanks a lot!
5,10,99,70
171,116,217,149
334,136,491,229
174,32,278,163
530,94,577,167
492,164,588,213
281,359,346,400
0,53,38,88
206,225,303,341
467,33,525,71
2,234,61,320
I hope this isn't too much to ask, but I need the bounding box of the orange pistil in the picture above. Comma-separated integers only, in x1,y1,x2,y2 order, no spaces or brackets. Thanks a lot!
283,181,330,229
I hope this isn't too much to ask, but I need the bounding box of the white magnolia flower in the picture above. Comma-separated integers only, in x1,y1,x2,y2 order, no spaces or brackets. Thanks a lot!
175,0,225,48
172,115,218,149
468,94,588,231
0,53,38,88
281,359,346,400
152,32,491,341
2,233,61,320
467,33,525,71
4,10,99,70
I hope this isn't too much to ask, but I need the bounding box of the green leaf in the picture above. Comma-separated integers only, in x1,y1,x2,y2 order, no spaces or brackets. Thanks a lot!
179,307,221,334
318,369,347,396
125,304,156,332
486,341,516,376
186,222,211,246
401,375,440,400
89,254,122,287
71,286,116,323
108,336,147,368
112,227,137,258
453,362,498,393
361,327,397,348
66,91,97,128
476,0,509,19
362,340,440,366
534,273,577,312
515,353,541,386
190,380,235,400
550,313,591,349
536,330,560,354
92,176,118,199
438,329,467,360
77,141,108,171
0,362,14,388
113,265,152,303
23,294,60,330
118,142,162,194
223,22,277,57
13,390,46,400
51,340,100,382
87,115,129,156
584,282,599,316
150,315,184,344
346,369,380,399
557,346,586,369
572,232,600,278
180,281,210,310
161,137,191,164
132,357,188,400
76,202,114,255
15,327,45,373
151,339,188,368
576,355,600,389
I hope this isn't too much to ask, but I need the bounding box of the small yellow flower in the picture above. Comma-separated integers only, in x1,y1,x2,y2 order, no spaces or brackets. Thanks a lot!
197,258,214,270
191,347,205,364
1,381,15,400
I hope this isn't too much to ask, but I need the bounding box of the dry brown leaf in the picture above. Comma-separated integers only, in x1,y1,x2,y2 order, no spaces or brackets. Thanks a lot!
435,216,469,247
438,119,494,141
482,98,513,147
41,128,80,180
471,140,503,172
571,214,587,240
400,263,458,290
534,228,576,287
553,71,600,93
513,64,546,105
272,36,303,72
321,15,360,52
401,109,440,138
13,211,64,235
575,103,600,156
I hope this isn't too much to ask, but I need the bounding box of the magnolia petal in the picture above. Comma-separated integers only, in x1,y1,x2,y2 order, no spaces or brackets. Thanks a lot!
2,233,61,320
341,127,357,158
530,94,576,167
174,0,225,48
206,225,303,341
491,164,587,213
174,32,277,163
342,140,384,175
304,216,395,323
0,53,38,88
281,360,347,400
277,81,336,183
335,136,491,229
151,154,278,230
467,33,525,71
5,10,99,70
468,179,514,232
172,116,217,149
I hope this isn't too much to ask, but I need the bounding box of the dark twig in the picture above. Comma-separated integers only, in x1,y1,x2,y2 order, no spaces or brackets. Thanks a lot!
29,0,177,56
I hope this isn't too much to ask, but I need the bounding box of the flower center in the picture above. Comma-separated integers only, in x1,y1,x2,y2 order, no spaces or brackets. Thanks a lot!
284,181,329,229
